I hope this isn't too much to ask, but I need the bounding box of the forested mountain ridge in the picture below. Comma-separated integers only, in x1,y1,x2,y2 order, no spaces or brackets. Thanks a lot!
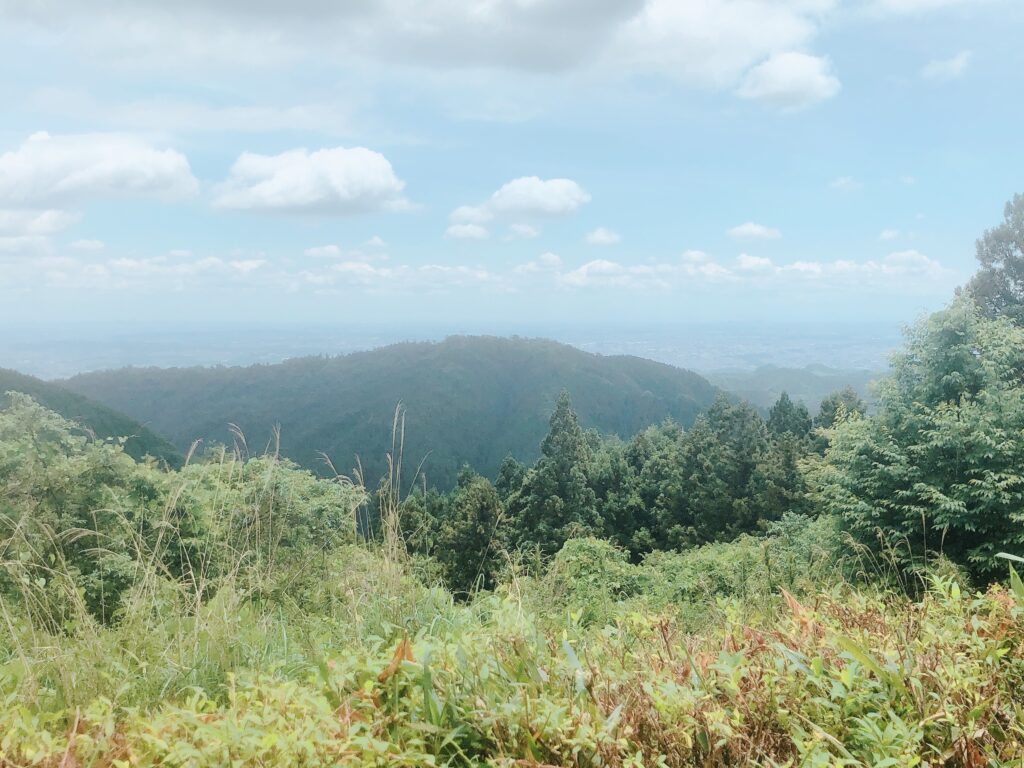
705,364,879,413
0,368,182,466
62,335,721,487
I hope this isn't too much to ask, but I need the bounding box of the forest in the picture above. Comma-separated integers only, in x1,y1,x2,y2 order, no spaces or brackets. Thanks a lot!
0,194,1023,765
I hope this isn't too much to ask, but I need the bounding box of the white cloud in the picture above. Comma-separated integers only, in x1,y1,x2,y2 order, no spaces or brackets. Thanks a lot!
305,244,343,258
169,249,193,258
450,176,590,231
737,253,773,270
879,228,900,241
229,259,266,274
514,251,563,274
509,223,540,240
585,227,621,245
2,0,836,92
921,50,972,81
736,52,840,110
213,146,407,215
70,238,105,251
0,209,79,235
450,205,493,224
0,132,198,206
445,223,490,240
728,221,782,240
829,176,861,190
488,177,590,217
365,235,387,248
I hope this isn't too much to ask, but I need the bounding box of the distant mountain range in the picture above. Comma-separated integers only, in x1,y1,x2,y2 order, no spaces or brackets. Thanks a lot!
705,364,882,414
0,368,182,466
60,336,721,488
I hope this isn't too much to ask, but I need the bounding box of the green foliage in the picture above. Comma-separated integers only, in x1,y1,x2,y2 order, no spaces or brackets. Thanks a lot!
815,298,1024,582
767,390,812,438
0,393,362,625
814,385,868,429
433,469,507,594
967,192,1024,324
0,368,182,466
507,392,602,556
2,398,1024,766
59,336,721,489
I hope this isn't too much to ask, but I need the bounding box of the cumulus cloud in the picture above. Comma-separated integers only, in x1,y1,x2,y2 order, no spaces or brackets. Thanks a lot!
585,227,621,245
728,222,782,240
489,177,591,216
921,50,972,80
736,52,840,110
445,223,490,240
879,228,900,241
212,146,407,215
70,238,105,251
450,177,589,232
0,132,198,206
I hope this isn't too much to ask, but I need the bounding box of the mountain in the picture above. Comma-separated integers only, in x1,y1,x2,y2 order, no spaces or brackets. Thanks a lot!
62,336,721,488
704,364,881,414
0,368,182,466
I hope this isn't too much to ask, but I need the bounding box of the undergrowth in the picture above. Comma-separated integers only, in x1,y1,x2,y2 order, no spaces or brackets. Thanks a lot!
1,395,1023,766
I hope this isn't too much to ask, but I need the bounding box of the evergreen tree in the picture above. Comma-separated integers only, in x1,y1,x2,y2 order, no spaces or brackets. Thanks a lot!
767,392,812,439
435,469,506,594
494,454,526,505
508,392,600,556
814,387,867,429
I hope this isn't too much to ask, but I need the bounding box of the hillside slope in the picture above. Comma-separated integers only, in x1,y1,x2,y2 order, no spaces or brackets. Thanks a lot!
62,336,720,487
0,368,182,466
705,364,880,413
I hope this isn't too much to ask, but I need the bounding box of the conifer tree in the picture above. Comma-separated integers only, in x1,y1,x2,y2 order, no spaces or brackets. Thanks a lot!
508,392,600,555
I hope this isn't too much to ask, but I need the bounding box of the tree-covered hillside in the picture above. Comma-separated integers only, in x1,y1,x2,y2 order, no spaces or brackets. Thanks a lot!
62,336,720,488
705,363,879,413
0,368,181,466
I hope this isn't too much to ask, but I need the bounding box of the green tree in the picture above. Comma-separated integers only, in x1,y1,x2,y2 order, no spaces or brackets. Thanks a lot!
767,391,812,439
644,397,792,548
814,386,867,429
815,299,1024,582
494,454,526,505
508,392,600,556
966,193,1024,324
435,469,506,594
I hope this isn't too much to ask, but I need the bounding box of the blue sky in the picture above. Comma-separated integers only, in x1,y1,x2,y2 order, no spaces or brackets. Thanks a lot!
0,0,1021,328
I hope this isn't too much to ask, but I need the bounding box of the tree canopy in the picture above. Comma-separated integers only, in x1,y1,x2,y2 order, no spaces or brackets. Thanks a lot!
967,193,1024,324
815,298,1024,581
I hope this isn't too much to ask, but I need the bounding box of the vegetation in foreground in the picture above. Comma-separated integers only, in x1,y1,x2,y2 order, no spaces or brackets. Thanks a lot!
1,390,1023,766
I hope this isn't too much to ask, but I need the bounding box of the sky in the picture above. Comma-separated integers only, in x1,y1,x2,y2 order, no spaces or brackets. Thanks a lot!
0,0,1021,329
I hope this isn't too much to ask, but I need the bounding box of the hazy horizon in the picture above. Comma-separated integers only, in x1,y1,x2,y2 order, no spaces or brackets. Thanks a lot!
4,320,902,380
